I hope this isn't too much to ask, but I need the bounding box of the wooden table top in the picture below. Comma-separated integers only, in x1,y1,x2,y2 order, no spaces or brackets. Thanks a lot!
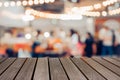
0,57,120,80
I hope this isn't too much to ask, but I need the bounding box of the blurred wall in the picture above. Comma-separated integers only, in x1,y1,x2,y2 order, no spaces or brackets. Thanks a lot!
32,18,95,35
0,5,95,35
0,6,28,27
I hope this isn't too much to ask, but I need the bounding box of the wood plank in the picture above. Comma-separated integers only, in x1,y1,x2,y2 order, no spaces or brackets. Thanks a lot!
82,57,120,80
0,58,26,80
0,58,16,75
15,58,37,80
60,58,87,80
49,58,68,80
92,57,120,76
0,58,7,64
112,58,120,62
117,58,120,61
71,58,106,80
103,57,120,68
33,58,49,80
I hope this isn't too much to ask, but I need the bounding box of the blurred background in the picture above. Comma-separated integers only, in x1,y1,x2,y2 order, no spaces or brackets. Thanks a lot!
0,0,120,58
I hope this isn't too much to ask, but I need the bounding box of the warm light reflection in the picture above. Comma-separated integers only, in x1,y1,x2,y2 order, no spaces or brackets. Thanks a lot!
22,1,28,6
25,33,32,39
39,0,44,4
4,2,9,7
44,32,50,38
45,0,50,3
16,1,22,6
102,11,107,16
28,0,34,6
50,0,55,3
22,14,35,21
94,3,101,9
109,8,120,15
10,1,15,7
0,2,2,7
34,0,39,4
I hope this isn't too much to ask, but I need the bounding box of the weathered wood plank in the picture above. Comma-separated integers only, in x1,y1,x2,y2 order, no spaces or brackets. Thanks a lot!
103,57,120,68
112,58,120,62
0,58,16,75
117,58,120,61
60,58,87,80
0,58,7,64
92,57,120,76
15,58,37,80
0,58,26,80
49,58,68,80
34,58,49,80
71,58,106,80
82,57,120,80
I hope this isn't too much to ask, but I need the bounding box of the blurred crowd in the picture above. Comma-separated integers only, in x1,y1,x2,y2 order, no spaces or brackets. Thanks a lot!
0,26,120,58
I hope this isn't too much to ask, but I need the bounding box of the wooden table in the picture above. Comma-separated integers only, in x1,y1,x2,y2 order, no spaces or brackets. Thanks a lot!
0,57,120,80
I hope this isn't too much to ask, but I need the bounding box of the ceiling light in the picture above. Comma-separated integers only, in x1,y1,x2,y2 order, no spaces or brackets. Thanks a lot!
22,1,28,6
22,14,35,21
102,11,107,16
4,2,9,7
44,32,50,38
39,0,44,4
45,0,50,3
34,0,39,4
94,4,101,9
25,33,32,39
28,0,34,5
16,1,22,6
0,2,2,7
50,0,55,3
10,1,15,7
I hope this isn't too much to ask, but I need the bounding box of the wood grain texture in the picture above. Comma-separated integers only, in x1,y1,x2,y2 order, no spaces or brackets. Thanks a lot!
0,57,120,80
103,57,120,67
117,58,120,61
92,57,120,76
0,58,6,64
15,58,37,80
82,57,120,80
0,58,26,80
34,58,49,80
71,58,106,80
49,58,68,80
112,58,120,61
0,58,16,75
60,58,87,80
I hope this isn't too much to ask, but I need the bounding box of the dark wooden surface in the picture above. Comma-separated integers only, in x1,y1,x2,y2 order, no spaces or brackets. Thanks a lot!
0,57,120,80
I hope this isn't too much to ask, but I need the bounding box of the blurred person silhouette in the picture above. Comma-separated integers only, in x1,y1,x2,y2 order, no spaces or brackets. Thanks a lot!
69,29,84,57
59,28,66,40
31,42,40,57
31,30,45,57
64,31,72,56
115,28,120,57
6,48,14,57
101,26,113,56
85,32,94,57
111,30,116,55
35,30,44,44
76,32,84,57
98,26,106,55
70,29,79,45
17,32,24,38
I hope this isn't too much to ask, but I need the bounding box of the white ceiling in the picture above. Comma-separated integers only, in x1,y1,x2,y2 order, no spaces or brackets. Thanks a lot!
0,5,88,28
0,6,27,27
